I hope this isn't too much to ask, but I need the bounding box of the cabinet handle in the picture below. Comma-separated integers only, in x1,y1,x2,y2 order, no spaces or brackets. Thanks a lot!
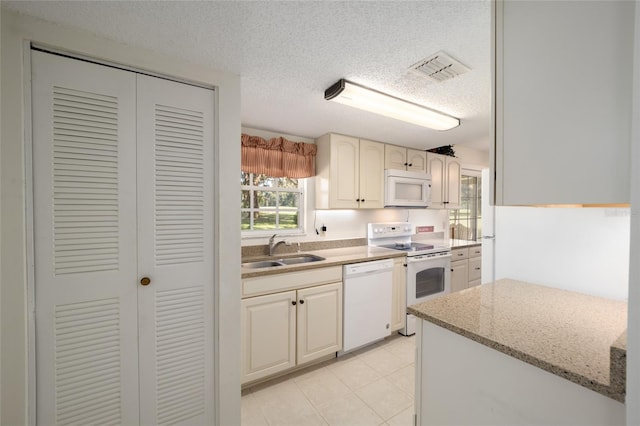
361,199,365,202
408,163,413,167
404,162,408,166
475,267,481,270
299,299,305,304
451,269,454,272
291,300,297,306
356,198,361,202
140,277,151,286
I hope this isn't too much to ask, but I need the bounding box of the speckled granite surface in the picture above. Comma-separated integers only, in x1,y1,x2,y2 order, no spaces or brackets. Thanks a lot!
407,279,627,402
241,245,404,278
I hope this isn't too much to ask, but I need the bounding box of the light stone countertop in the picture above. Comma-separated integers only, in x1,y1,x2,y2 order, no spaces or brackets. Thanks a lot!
241,245,405,278
407,278,628,402
449,238,481,248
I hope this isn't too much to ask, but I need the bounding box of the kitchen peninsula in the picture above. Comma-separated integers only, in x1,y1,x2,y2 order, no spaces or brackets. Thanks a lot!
408,279,627,425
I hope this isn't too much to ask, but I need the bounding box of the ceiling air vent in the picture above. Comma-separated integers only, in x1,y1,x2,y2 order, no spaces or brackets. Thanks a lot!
409,51,470,83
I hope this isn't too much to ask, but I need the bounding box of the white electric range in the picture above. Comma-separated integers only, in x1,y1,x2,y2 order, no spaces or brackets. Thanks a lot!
368,222,452,335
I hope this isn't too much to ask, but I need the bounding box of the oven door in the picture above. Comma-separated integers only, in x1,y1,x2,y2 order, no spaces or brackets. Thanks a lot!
406,253,451,306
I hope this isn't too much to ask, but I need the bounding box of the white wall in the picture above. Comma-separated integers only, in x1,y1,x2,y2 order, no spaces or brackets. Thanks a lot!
1,10,241,425
494,207,630,301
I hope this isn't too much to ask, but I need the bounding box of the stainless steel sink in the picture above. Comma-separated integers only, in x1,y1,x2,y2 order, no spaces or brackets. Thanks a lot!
242,260,285,269
242,254,325,269
279,254,325,265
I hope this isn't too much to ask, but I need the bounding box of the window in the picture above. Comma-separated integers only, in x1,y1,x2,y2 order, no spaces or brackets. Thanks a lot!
449,172,482,241
241,172,304,234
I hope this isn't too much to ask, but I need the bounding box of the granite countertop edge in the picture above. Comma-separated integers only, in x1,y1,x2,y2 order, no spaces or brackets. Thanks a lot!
407,306,626,403
407,282,627,403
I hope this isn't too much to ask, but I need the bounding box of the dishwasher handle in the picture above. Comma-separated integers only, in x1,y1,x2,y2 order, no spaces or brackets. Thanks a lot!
343,258,394,277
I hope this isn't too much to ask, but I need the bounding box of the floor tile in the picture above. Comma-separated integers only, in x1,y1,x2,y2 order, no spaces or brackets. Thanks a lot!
385,364,415,397
241,393,269,426
315,392,384,426
329,356,382,391
295,367,353,407
250,379,327,426
386,406,415,426
355,377,413,421
358,345,412,376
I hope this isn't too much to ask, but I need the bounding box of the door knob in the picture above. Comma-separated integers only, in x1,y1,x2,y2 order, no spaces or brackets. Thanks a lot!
140,277,151,286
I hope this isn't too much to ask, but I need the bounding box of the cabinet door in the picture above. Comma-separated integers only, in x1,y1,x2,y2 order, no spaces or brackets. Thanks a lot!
385,144,407,170
494,1,633,205
329,135,360,208
450,260,469,293
445,157,461,209
426,153,446,208
297,282,343,365
32,51,140,425
359,139,385,208
407,149,427,173
136,76,215,424
241,291,297,384
468,257,482,282
391,258,407,332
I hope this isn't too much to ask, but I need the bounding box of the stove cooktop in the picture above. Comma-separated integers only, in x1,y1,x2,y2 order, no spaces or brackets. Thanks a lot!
378,242,435,252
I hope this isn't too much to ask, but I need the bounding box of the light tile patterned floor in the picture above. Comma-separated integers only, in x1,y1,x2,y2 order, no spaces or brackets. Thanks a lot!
241,334,416,426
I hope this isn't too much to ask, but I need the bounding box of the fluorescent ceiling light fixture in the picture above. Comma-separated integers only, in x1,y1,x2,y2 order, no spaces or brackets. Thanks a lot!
324,79,460,131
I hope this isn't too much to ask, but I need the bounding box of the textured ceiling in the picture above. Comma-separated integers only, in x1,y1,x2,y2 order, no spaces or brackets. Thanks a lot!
3,0,492,152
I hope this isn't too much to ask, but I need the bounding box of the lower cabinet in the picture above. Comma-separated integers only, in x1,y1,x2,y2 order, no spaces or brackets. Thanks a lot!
451,258,470,293
390,258,407,332
451,245,482,292
241,281,342,384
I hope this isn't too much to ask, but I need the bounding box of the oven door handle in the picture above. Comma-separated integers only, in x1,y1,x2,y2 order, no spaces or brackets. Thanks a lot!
406,253,452,263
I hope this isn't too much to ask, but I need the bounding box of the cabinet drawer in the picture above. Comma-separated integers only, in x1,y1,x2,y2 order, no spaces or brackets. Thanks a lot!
243,266,343,298
469,245,482,258
452,247,469,261
468,257,482,281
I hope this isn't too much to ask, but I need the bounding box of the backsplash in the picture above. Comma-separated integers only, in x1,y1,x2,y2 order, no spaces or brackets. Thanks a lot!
242,238,367,258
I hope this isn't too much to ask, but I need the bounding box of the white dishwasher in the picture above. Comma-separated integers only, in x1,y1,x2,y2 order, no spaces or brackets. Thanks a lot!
342,258,394,353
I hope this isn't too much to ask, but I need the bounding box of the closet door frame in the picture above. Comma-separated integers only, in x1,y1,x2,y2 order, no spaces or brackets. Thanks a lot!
24,44,218,425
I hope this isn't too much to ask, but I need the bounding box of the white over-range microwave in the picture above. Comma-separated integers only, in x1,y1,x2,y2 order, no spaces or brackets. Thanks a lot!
384,169,432,208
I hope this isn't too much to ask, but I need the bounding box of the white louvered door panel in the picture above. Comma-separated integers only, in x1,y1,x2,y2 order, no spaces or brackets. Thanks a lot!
32,51,139,425
136,75,215,426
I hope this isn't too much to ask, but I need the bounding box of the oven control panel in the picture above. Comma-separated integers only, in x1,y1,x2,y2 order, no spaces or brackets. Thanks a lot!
368,222,413,239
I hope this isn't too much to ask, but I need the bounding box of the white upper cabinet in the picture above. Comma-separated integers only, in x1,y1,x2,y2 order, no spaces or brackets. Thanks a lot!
385,145,427,173
315,133,385,209
427,153,461,209
493,0,634,205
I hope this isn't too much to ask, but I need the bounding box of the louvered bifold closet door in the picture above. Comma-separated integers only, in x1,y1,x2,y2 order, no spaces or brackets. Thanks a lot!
32,51,139,425
136,75,215,426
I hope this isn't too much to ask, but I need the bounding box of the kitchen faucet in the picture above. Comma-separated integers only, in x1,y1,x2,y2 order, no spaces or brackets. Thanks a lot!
269,234,288,256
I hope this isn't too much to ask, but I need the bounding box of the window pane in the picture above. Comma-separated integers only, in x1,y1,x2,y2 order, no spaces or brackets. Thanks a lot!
256,191,277,207
278,192,299,208
241,190,251,208
254,174,276,187
241,211,251,230
278,177,299,189
253,211,277,230
241,171,251,186
278,210,298,229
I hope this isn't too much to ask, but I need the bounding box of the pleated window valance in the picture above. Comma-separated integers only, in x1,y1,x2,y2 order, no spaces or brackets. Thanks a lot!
241,133,317,178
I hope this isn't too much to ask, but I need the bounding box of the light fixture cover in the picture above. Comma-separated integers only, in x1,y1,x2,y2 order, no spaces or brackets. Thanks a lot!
324,79,459,131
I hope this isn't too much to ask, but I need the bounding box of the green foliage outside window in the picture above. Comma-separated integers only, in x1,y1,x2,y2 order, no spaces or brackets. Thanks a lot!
241,172,303,232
